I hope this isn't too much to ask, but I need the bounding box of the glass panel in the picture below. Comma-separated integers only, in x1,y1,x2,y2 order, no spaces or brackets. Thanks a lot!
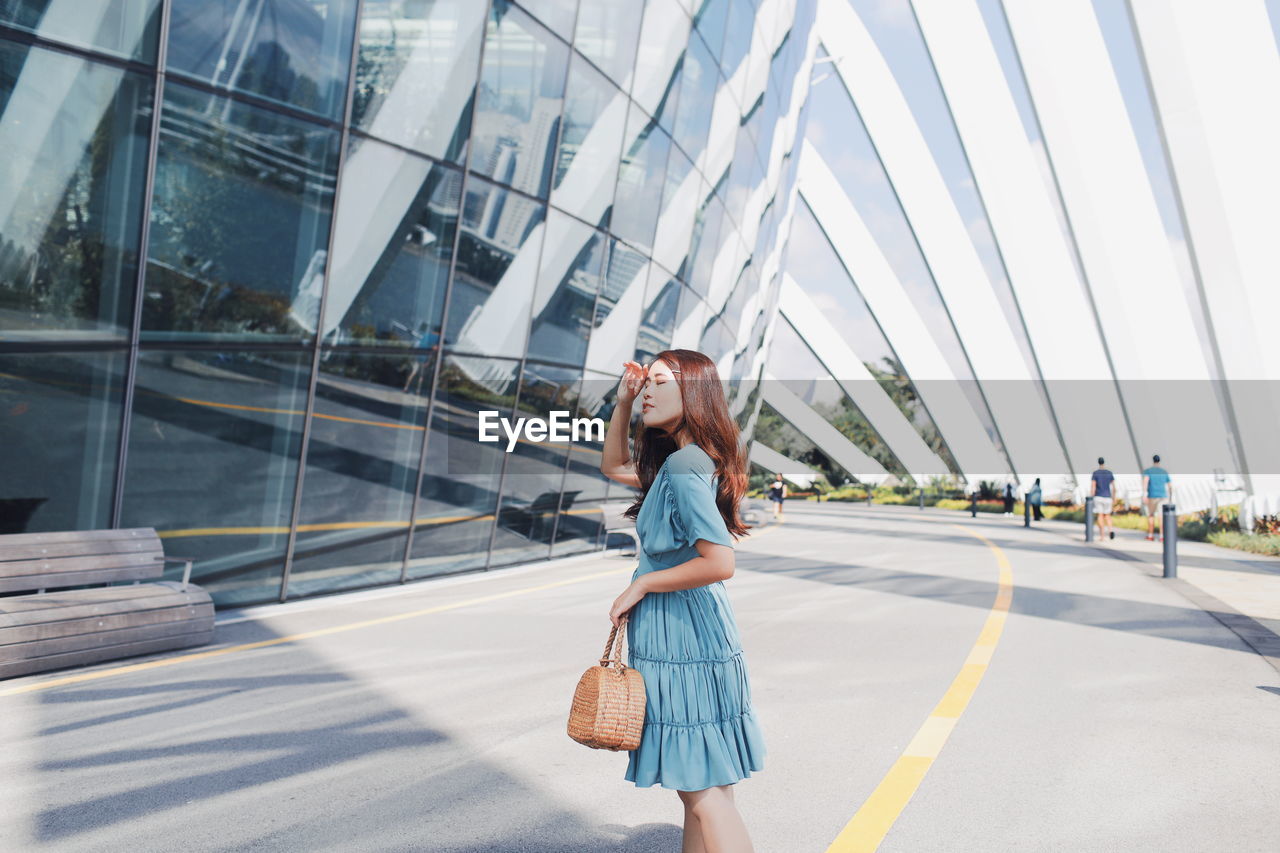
552,370,610,557
490,361,585,566
166,0,358,120
612,104,670,253
687,186,725,298
351,0,485,164
786,199,964,475
527,210,604,368
286,349,434,598
446,175,546,358
407,353,519,578
471,1,568,199
671,30,717,160
0,0,160,62
631,0,689,132
551,53,626,227
143,81,339,344
514,0,577,39
659,142,695,264
0,41,151,342
572,0,642,86
692,0,729,62
120,349,311,606
769,317,909,479
584,237,648,376
0,350,123,533
721,0,755,81
670,280,707,349
323,137,458,348
635,268,679,363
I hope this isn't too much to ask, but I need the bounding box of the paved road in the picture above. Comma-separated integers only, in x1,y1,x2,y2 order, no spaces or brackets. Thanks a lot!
2,503,1277,851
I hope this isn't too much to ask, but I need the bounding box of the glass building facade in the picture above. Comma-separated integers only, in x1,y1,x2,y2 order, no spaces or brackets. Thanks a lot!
8,0,1276,610
1,0,817,606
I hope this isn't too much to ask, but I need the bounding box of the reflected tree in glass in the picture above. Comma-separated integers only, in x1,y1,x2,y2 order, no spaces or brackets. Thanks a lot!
143,81,339,342
351,0,485,163
0,42,151,339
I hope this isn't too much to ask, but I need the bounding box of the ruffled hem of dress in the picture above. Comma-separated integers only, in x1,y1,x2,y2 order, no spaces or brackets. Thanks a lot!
623,709,766,791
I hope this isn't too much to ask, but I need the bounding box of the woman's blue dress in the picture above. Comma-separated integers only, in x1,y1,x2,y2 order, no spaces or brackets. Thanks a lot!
624,444,767,791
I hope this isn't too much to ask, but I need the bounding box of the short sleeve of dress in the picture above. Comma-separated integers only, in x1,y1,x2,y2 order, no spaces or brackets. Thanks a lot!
667,451,735,549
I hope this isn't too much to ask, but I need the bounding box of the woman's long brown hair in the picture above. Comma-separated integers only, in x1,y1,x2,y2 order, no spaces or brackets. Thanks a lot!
623,349,749,538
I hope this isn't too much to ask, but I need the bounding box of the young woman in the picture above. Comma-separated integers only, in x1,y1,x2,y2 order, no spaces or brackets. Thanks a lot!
600,349,765,853
768,473,787,520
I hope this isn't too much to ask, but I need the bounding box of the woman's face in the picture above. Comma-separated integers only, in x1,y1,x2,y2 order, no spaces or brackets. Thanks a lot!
640,359,684,433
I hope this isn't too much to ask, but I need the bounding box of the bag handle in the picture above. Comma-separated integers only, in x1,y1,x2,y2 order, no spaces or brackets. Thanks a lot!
600,615,629,669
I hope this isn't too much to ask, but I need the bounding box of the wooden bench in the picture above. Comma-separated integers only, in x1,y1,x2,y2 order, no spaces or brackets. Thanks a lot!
0,528,214,680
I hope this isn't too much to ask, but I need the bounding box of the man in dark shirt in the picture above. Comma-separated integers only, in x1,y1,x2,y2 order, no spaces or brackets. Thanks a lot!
1090,457,1116,540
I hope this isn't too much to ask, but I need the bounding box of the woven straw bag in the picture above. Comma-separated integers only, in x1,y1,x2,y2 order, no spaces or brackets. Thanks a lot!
567,615,646,751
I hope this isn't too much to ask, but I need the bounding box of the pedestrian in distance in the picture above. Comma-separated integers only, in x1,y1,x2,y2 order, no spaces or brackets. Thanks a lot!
1091,457,1116,540
600,349,764,853
768,473,787,521
1142,454,1173,542
1028,477,1043,521
1003,481,1016,516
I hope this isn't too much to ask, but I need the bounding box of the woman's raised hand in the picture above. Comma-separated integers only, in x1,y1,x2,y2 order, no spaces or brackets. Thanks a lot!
616,360,647,407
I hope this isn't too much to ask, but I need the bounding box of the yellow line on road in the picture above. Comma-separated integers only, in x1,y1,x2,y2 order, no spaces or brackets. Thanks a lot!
0,565,633,698
825,524,1014,853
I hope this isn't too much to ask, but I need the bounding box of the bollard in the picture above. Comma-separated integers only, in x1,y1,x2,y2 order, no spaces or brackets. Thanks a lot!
1085,495,1094,542
919,488,924,510
1024,493,1031,528
1162,504,1177,578
970,492,978,518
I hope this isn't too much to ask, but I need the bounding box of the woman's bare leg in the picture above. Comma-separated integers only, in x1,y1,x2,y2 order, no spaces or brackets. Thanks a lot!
679,786,753,853
679,797,707,853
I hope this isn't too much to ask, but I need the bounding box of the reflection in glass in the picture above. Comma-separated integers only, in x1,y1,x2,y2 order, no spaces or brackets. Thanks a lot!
554,370,612,556
286,349,435,598
120,349,311,606
514,0,577,39
671,32,718,161
0,42,151,341
692,0,729,62
351,0,485,163
446,176,545,360
407,354,519,578
323,136,459,347
721,0,755,82
635,269,679,364
167,0,358,119
0,0,160,62
770,317,909,479
491,361,584,566
573,0,642,85
471,1,568,199
612,104,670,252
143,81,339,343
0,350,123,533
551,54,626,227
687,187,725,298
584,238,648,376
527,211,604,368
631,0,689,132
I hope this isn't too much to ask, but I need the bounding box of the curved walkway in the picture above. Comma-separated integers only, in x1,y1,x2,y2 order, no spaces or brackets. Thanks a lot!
1,503,1277,851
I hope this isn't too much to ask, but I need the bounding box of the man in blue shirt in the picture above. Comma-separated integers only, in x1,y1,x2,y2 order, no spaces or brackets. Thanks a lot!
1090,457,1116,540
1142,454,1173,541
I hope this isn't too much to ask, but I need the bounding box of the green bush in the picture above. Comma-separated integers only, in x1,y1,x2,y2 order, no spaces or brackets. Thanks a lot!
1207,530,1280,557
